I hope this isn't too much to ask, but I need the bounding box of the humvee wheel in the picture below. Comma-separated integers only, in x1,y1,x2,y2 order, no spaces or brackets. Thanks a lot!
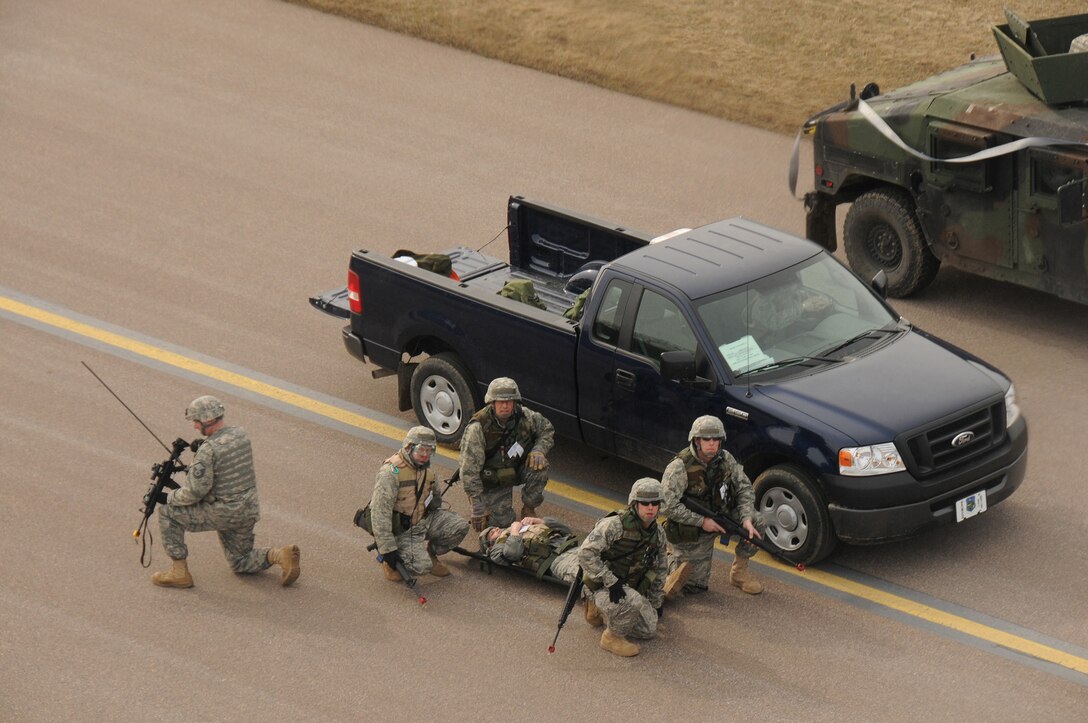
844,189,940,297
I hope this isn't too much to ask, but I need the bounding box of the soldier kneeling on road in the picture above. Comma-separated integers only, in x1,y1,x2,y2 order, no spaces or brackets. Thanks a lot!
153,395,300,589
365,426,469,580
578,478,667,657
660,415,767,598
460,377,554,532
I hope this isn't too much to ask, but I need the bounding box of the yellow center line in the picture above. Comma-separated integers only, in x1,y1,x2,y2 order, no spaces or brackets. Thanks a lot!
3,291,1087,679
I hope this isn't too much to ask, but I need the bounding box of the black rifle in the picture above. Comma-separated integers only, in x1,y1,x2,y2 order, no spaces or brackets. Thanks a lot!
134,437,199,566
681,494,806,571
365,541,427,605
81,362,199,567
548,567,584,653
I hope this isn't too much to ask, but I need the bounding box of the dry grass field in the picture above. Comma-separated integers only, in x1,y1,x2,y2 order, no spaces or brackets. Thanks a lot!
286,1,1085,134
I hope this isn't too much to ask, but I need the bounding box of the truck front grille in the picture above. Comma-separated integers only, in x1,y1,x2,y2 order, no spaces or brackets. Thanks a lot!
903,402,1006,478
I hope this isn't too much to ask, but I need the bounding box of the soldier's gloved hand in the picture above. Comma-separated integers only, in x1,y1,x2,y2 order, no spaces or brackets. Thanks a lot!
470,502,488,532
155,490,169,505
381,549,402,570
527,450,547,471
608,581,626,604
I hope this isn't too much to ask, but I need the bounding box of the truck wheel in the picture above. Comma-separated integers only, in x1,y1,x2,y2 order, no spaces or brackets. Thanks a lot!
410,353,478,445
754,465,837,565
844,189,939,298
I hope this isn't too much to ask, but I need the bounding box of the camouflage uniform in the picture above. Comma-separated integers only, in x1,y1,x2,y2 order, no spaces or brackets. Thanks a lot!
749,284,805,333
460,382,554,528
159,424,270,574
371,445,469,577
661,427,766,593
480,517,581,583
578,505,666,641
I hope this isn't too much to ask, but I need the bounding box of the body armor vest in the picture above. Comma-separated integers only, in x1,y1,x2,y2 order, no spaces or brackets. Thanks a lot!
387,450,434,530
470,407,535,490
495,522,579,579
664,447,729,544
585,509,661,597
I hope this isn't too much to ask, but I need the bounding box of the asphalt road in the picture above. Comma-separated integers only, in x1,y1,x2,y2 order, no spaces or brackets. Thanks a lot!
2,0,1086,719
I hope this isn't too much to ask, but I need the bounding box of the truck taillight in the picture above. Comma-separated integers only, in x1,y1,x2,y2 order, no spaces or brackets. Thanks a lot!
347,270,362,314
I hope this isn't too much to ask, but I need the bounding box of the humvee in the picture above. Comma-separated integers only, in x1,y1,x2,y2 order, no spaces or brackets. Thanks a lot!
802,9,1088,304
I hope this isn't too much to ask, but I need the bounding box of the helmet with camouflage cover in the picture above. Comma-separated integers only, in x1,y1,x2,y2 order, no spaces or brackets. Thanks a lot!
688,415,726,441
185,395,225,423
484,377,521,403
628,477,663,505
404,425,437,449
479,525,501,549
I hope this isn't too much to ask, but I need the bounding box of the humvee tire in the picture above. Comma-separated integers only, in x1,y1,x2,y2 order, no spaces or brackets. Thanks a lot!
844,188,940,298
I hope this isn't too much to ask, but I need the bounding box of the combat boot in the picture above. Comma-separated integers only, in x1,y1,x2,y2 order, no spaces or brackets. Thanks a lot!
151,558,194,589
600,629,639,657
664,561,692,600
729,556,764,595
519,504,537,519
584,597,604,627
428,553,451,577
267,545,301,587
382,562,401,581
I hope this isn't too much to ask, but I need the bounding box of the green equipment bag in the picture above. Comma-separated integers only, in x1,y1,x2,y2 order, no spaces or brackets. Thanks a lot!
393,249,457,279
497,279,547,310
563,289,590,320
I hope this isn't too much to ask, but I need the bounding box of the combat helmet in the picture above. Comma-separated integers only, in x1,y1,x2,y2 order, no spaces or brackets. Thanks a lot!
628,477,663,505
485,377,521,403
688,415,726,441
185,395,225,423
478,525,501,549
404,425,437,449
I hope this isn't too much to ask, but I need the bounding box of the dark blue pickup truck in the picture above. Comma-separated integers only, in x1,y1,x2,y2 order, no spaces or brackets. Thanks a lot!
312,196,1027,564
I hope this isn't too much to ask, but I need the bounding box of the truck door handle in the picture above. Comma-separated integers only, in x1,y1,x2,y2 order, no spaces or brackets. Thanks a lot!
615,369,636,389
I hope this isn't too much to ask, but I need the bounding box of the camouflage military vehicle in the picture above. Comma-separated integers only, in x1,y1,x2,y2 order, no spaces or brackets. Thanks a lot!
802,9,1088,304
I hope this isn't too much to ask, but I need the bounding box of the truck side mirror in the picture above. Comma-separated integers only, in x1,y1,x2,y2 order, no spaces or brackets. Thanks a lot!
871,269,888,299
660,351,715,390
660,350,695,381
1057,179,1087,227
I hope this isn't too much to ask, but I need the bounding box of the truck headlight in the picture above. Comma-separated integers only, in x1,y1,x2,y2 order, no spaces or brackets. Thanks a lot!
1005,383,1020,428
839,442,905,476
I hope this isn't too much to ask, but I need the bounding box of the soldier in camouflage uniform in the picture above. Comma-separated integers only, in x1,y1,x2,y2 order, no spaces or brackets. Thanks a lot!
152,396,300,589
478,516,581,583
460,377,554,532
660,415,767,598
748,272,832,338
578,478,667,657
369,426,469,580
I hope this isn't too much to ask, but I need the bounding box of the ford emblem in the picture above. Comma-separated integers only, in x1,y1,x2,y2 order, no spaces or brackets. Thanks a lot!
951,431,975,448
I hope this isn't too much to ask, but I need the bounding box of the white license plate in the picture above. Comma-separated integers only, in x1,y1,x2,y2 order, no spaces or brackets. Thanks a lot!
955,490,988,522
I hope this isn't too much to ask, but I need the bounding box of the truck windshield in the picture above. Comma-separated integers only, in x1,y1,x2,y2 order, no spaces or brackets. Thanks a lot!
695,253,898,377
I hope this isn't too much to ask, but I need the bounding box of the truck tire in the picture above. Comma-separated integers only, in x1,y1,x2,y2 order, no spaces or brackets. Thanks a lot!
754,464,837,566
844,189,940,298
410,353,478,445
